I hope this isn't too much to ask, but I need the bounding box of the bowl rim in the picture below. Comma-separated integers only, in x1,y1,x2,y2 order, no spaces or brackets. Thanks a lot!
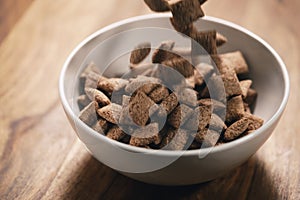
59,13,290,156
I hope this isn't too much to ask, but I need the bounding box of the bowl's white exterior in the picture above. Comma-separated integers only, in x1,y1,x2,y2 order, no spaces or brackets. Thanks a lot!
59,14,289,185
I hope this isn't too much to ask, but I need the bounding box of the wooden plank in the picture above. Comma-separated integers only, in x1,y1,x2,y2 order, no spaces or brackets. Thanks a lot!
0,0,299,199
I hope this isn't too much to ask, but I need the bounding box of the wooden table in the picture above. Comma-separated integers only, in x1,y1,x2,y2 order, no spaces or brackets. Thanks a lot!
0,0,299,199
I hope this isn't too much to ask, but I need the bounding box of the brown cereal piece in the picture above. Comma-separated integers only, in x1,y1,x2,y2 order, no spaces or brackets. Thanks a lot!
158,93,179,116
244,112,264,131
97,103,122,124
129,42,151,65
128,91,156,126
162,57,194,78
216,32,228,47
209,113,227,131
198,98,226,116
97,78,129,96
130,123,161,146
175,88,198,107
194,63,214,86
152,40,177,63
168,0,204,25
106,125,126,141
226,95,245,123
77,95,91,110
79,101,99,126
161,128,190,150
184,105,212,131
85,88,111,106
168,104,194,128
221,69,243,97
217,51,249,75
191,30,217,55
170,18,196,37
240,80,252,98
92,118,108,134
149,85,169,103
125,75,161,94
207,74,226,102
244,88,257,105
144,0,170,12
195,128,220,147
224,117,249,141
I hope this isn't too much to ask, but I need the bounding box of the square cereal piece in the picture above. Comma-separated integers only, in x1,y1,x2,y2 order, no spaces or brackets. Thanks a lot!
162,57,194,78
130,42,151,65
130,123,161,146
191,30,217,55
149,85,169,103
168,0,204,25
224,117,249,141
221,69,243,97
168,104,194,128
244,112,264,131
216,51,249,75
85,88,111,107
79,101,99,127
160,128,190,150
226,95,245,123
129,91,156,126
169,18,196,37
106,125,126,141
97,103,122,124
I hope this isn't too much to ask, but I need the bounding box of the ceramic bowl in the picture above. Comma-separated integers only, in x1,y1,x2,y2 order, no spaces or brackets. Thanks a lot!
59,14,289,185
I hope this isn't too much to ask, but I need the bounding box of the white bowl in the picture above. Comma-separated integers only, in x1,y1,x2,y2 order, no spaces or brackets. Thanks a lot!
59,14,289,185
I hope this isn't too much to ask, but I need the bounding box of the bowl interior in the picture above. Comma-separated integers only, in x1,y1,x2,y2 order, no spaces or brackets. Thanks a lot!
61,14,287,146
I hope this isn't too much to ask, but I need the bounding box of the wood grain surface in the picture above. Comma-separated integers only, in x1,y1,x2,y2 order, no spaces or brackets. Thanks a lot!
0,0,34,43
0,0,299,199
